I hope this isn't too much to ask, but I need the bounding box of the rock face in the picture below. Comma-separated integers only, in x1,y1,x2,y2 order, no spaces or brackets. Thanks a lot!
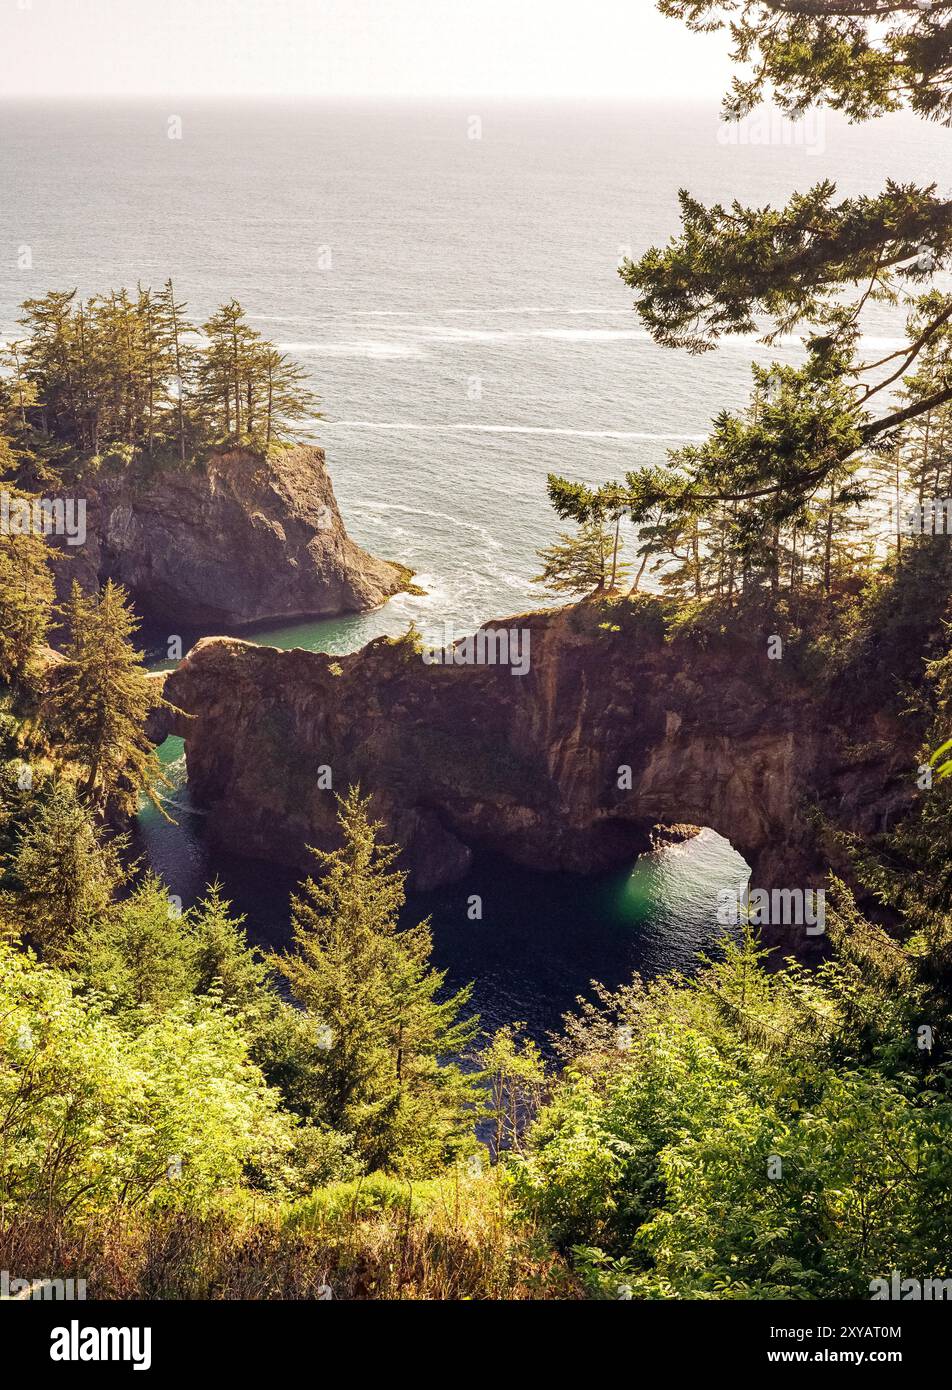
52,445,407,628
159,598,926,916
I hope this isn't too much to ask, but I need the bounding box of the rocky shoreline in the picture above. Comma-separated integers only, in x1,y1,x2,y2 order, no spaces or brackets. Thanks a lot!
150,597,924,949
49,444,409,629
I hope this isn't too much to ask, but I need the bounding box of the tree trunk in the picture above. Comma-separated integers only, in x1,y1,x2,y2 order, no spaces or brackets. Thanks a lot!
629,550,649,594
168,282,187,466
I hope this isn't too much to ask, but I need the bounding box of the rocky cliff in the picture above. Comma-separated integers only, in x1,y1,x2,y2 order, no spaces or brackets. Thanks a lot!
52,445,408,628
158,597,927,923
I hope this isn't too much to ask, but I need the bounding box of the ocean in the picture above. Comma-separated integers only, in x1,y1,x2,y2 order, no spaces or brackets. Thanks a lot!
1,99,941,1038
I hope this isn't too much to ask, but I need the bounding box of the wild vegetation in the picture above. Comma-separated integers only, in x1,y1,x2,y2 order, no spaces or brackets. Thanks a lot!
1,282,316,487
1,0,951,1299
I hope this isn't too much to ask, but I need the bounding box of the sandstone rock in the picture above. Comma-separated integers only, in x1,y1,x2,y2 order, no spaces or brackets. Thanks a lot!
649,822,703,850
160,598,924,942
50,444,408,628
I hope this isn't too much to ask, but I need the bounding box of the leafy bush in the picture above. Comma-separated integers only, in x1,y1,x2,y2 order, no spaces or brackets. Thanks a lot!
0,940,294,1217
513,927,952,1299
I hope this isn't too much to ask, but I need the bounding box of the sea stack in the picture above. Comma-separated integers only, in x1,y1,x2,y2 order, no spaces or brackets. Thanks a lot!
49,443,410,628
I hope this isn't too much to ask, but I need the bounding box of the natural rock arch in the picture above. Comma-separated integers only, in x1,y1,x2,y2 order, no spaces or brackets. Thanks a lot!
159,602,918,915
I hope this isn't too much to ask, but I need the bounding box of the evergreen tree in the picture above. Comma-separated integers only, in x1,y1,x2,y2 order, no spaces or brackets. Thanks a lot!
660,0,952,124
0,341,37,435
550,3,952,593
546,476,630,589
189,883,271,1010
44,581,167,816
532,517,627,597
74,873,199,1011
273,788,479,1174
2,782,123,962
136,284,173,457
199,300,316,447
199,300,257,440
256,344,317,446
154,278,194,465
19,289,81,441
0,515,56,686
6,281,316,465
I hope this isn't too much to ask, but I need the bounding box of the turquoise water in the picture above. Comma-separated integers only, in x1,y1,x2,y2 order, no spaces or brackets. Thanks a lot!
137,734,749,1044
141,609,415,671
9,98,897,1031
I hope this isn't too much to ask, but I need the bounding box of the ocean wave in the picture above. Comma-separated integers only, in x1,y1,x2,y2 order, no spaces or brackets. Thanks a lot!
325,420,705,441
254,319,908,355
162,754,188,785
277,340,428,358
354,499,504,550
412,325,908,350
254,307,632,321
160,796,209,817
0,325,912,356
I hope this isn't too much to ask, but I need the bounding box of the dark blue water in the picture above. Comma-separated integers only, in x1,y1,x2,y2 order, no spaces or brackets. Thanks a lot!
12,98,919,1031
137,736,749,1045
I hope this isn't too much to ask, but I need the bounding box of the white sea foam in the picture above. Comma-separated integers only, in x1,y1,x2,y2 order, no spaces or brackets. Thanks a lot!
324,420,705,441
277,339,428,358
258,307,632,320
277,325,908,354
357,499,505,550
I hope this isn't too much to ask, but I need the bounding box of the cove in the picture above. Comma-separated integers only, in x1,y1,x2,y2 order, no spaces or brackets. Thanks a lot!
136,735,750,1049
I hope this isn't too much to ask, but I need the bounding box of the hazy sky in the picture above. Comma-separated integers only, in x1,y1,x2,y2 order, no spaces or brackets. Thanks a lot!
0,0,734,99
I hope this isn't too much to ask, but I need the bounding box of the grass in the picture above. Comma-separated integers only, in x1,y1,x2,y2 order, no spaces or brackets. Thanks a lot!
0,1174,580,1301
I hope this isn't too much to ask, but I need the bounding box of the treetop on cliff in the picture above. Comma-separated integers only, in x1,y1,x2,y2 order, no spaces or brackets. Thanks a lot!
0,282,319,477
